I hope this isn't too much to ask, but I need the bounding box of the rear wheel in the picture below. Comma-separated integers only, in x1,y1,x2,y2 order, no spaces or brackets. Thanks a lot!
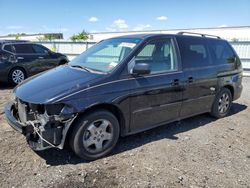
70,110,120,160
211,88,232,118
9,68,26,85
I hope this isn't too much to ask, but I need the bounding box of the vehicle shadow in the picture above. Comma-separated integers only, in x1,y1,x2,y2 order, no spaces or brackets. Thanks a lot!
35,102,247,166
0,83,14,90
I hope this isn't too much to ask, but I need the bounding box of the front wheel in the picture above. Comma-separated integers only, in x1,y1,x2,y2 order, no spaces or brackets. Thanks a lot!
70,110,120,160
210,88,232,118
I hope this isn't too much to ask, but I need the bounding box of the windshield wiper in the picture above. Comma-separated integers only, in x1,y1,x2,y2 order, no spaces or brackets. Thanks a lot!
70,65,92,72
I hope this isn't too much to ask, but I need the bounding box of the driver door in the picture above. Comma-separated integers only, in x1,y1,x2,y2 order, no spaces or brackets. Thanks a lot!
128,37,183,133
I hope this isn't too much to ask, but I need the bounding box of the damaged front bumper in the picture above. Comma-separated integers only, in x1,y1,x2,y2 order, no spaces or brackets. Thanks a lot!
5,102,24,133
4,101,76,151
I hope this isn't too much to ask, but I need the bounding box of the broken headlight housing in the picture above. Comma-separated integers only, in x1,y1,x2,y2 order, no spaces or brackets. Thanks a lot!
45,104,64,115
10,92,16,101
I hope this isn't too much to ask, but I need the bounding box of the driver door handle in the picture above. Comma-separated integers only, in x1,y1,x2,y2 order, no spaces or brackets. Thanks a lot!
38,56,44,59
188,77,194,83
171,79,179,86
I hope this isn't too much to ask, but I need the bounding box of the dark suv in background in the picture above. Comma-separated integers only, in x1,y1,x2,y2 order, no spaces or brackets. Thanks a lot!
5,33,243,160
0,40,68,85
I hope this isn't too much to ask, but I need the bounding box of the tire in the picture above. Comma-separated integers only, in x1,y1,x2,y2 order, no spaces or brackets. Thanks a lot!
9,68,26,85
70,110,120,160
210,88,232,118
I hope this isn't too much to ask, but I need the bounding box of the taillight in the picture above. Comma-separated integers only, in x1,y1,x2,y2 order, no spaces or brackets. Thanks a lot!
0,53,16,63
9,54,17,63
0,53,8,61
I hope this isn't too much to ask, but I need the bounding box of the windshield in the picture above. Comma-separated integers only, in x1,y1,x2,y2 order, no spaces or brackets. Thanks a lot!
69,38,141,73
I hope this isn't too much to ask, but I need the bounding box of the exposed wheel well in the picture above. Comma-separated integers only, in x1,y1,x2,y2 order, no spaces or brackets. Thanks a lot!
82,104,125,130
64,103,126,148
224,85,234,99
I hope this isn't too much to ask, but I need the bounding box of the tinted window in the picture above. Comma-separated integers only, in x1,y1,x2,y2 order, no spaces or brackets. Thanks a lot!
32,44,49,54
14,44,34,54
135,38,177,74
3,44,13,53
177,37,211,69
208,39,235,64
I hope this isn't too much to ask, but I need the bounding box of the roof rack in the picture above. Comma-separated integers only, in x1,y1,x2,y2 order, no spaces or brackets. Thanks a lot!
177,32,221,39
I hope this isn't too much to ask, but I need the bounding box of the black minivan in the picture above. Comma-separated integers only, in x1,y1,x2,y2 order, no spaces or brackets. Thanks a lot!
5,32,243,160
0,40,68,85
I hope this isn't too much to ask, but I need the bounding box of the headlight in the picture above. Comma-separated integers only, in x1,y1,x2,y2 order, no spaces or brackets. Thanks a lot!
10,92,16,101
45,104,64,115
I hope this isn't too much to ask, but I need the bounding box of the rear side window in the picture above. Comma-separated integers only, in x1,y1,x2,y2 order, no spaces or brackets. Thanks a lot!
208,39,235,64
177,37,211,69
13,44,34,54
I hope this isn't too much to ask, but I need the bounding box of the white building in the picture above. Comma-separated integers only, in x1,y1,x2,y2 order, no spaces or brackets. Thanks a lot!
89,26,250,42
0,33,63,41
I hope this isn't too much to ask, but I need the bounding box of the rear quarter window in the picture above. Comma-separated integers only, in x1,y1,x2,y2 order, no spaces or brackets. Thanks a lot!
208,39,235,65
13,44,34,54
177,36,211,69
3,44,13,53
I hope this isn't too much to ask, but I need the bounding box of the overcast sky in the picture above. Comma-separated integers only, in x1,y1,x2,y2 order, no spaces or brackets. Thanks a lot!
0,0,250,39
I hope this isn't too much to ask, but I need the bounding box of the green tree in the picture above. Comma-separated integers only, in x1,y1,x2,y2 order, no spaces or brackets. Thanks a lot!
7,33,26,39
70,30,89,41
37,34,58,41
231,38,239,42
15,33,20,40
43,34,57,41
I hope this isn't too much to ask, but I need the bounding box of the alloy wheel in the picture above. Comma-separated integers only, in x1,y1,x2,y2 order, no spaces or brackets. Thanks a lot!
218,93,230,114
12,69,25,84
83,119,114,154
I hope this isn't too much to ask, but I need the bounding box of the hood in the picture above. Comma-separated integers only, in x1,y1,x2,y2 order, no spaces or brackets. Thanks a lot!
14,65,103,104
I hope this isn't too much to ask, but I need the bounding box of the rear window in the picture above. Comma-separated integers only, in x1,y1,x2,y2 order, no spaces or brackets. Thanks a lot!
208,39,235,64
13,44,34,54
3,44,13,53
177,37,211,69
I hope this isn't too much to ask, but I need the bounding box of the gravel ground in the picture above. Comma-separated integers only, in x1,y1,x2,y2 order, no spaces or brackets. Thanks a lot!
0,78,249,188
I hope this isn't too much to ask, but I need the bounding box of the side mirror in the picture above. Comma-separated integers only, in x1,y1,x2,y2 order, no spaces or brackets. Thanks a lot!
132,62,150,75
